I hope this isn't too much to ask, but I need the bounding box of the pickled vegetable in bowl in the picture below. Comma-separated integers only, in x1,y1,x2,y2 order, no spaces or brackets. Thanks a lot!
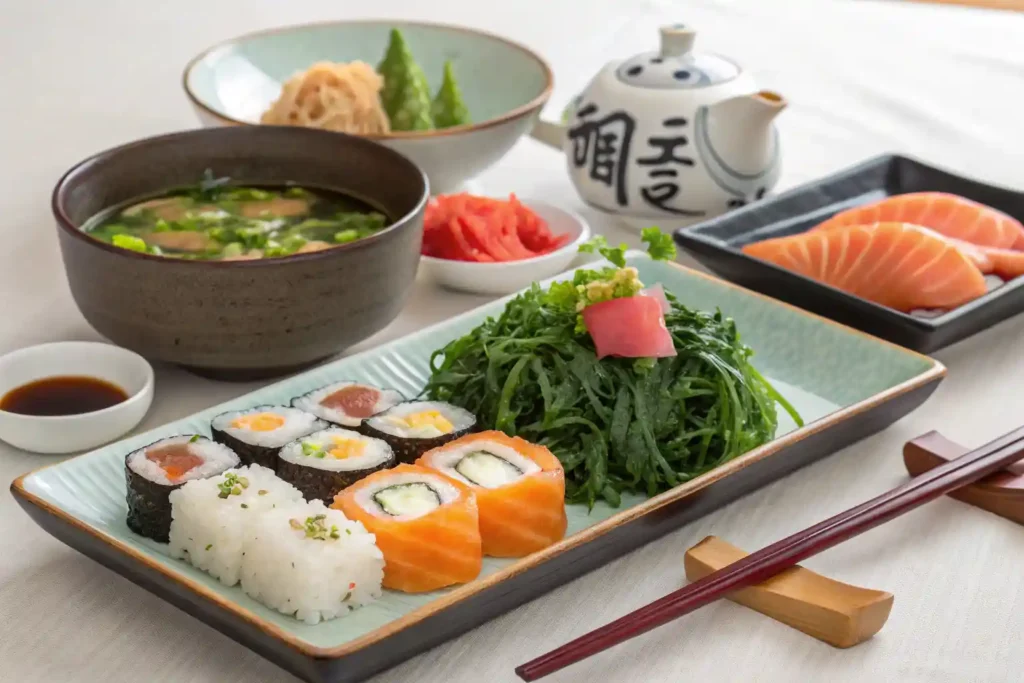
84,173,390,260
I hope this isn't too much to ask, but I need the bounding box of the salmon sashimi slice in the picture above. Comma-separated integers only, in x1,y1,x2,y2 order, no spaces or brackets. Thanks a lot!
945,239,1024,279
812,192,1024,250
742,222,988,311
333,464,482,593
417,431,568,558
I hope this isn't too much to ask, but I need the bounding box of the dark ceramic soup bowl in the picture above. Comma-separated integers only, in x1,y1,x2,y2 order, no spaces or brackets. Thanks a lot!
53,126,429,381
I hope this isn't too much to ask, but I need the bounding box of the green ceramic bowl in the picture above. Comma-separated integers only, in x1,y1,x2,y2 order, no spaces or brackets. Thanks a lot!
183,20,554,193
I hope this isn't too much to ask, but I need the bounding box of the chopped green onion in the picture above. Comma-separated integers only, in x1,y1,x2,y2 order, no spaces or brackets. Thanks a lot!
205,544,213,551
258,489,268,496
111,234,148,253
334,229,359,244
189,435,201,443
240,503,248,509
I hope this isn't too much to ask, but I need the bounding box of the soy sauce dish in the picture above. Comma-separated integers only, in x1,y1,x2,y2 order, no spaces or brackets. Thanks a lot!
0,342,154,454
51,126,429,381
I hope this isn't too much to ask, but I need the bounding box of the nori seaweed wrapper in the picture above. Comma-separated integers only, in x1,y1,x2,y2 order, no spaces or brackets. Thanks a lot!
125,464,180,543
211,427,280,470
277,451,396,504
361,421,475,464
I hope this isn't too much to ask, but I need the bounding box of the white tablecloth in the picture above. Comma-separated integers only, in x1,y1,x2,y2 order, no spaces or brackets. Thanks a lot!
2,1,1024,681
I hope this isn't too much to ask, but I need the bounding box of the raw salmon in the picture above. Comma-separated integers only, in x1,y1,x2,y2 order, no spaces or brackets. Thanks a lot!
417,431,568,558
813,192,1024,250
944,239,1024,279
333,464,482,593
742,222,987,311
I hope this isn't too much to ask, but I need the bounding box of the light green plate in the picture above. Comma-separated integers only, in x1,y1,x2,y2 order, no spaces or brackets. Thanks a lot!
13,257,944,681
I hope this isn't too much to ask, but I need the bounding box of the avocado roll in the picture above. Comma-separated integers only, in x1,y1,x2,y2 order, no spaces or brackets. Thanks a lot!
361,401,476,463
277,427,396,503
125,435,239,543
211,405,326,469
292,381,404,430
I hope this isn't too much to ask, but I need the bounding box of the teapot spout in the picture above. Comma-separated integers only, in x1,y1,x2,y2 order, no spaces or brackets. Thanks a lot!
699,90,786,178
709,90,787,131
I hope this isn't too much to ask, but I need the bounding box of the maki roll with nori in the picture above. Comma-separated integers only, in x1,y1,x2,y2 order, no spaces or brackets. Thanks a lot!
362,401,476,463
211,405,326,469
292,381,404,430
125,435,239,542
277,427,395,503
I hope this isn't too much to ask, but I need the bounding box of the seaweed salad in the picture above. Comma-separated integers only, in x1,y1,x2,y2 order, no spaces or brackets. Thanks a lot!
424,229,802,507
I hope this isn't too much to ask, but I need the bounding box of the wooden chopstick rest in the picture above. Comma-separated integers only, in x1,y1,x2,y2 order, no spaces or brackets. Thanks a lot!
904,430,1024,525
683,536,893,648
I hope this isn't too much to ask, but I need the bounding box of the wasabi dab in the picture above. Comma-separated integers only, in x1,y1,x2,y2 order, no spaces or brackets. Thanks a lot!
377,29,434,131
431,61,470,128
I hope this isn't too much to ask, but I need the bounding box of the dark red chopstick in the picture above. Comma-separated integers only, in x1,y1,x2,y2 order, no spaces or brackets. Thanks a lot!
516,427,1024,681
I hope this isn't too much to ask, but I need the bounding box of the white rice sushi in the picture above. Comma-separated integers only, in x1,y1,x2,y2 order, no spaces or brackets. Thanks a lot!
168,464,302,586
239,499,384,625
291,381,404,429
277,427,395,503
125,435,240,543
211,405,327,469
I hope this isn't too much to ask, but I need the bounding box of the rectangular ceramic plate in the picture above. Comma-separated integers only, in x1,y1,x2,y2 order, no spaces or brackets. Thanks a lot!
12,257,945,683
674,154,1024,353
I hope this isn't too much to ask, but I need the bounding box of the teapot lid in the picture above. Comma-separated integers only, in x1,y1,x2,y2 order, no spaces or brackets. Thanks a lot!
615,25,740,89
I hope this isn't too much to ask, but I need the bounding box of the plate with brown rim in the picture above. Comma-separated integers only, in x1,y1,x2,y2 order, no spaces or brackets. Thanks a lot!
11,255,944,683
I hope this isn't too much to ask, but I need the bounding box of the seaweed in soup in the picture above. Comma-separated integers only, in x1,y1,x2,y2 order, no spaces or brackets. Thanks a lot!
85,176,391,260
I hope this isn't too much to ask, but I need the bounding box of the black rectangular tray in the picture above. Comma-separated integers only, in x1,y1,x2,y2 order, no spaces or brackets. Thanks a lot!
674,154,1024,352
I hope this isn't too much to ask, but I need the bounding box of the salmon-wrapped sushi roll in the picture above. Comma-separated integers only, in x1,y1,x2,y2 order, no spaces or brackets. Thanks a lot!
332,464,482,593
416,431,567,558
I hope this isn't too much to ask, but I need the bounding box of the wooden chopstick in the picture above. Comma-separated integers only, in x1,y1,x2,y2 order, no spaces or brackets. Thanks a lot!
516,427,1024,681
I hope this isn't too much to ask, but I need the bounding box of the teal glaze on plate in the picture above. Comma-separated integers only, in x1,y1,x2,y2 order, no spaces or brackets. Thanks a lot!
19,256,936,649
187,21,549,126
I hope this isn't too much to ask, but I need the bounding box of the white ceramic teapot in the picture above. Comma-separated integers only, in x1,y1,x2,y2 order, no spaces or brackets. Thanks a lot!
532,25,786,230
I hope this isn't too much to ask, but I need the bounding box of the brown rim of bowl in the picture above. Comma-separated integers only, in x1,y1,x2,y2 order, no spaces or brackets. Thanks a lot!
51,127,430,268
181,18,555,140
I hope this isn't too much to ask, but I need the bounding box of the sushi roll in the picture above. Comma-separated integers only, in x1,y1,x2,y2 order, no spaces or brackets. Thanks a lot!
291,381,404,430
333,463,482,593
416,431,568,557
239,499,384,624
125,435,239,543
168,464,303,586
211,405,326,469
362,401,476,463
278,427,395,503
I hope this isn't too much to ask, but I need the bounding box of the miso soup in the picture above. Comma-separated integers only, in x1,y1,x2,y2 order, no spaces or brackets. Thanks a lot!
84,175,390,261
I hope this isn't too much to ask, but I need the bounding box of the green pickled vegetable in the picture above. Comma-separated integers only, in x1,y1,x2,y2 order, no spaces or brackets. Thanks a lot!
334,229,359,244
431,61,470,128
423,229,802,508
377,28,434,131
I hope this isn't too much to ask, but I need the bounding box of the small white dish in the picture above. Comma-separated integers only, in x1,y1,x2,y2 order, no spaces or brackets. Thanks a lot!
0,342,154,454
419,198,591,296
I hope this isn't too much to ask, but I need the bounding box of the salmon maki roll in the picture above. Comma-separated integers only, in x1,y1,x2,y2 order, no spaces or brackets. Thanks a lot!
416,431,567,558
332,464,482,593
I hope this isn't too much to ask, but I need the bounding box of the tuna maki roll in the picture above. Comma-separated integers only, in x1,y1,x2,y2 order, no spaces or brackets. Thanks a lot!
292,381,404,430
125,435,239,543
362,401,476,463
278,427,396,503
211,405,326,469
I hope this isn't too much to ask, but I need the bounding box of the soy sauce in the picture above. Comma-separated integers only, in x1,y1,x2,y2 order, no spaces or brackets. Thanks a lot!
0,375,128,416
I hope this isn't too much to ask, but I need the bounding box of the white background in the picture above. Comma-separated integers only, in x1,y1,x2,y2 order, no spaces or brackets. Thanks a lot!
2,1,1024,681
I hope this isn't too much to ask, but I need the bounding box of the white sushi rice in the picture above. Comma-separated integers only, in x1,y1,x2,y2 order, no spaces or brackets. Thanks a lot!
127,435,239,486
292,381,404,427
168,464,302,586
239,499,384,625
279,427,393,472
421,439,540,489
366,401,475,439
352,469,463,521
211,405,325,449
